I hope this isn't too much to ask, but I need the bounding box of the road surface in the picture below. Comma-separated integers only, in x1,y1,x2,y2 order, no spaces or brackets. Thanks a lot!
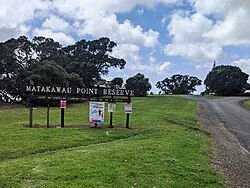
183,96,250,188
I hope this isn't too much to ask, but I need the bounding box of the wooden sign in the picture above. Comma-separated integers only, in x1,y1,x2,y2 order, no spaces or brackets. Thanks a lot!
24,85,139,97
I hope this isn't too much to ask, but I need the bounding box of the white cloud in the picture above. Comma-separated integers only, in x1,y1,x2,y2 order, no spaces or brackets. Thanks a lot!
165,43,223,62
193,0,250,17
0,25,29,42
204,7,250,46
42,15,70,32
50,0,170,47
164,0,250,71
33,28,75,45
193,0,250,46
77,14,159,48
168,13,212,43
112,44,141,62
0,0,163,47
52,0,177,16
233,59,250,76
0,0,48,41
129,60,171,76
164,12,223,62
111,44,171,76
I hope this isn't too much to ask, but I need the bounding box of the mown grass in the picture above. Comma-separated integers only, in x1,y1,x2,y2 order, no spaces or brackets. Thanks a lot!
0,96,224,187
242,100,250,107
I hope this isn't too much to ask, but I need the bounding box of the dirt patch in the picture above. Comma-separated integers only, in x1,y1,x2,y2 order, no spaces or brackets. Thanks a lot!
23,124,139,130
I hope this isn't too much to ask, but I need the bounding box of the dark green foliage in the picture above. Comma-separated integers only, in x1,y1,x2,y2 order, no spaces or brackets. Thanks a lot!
156,74,202,94
125,73,151,96
0,36,126,102
64,37,126,87
110,77,123,88
204,65,249,96
18,60,83,87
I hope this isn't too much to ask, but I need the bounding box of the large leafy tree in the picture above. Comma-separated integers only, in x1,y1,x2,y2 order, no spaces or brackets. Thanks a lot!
125,73,151,96
0,36,126,102
156,74,202,94
18,60,83,87
64,37,126,87
0,36,34,101
204,65,248,96
32,36,67,66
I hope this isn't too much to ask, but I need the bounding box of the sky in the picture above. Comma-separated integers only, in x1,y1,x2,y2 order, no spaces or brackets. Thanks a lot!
1,0,250,93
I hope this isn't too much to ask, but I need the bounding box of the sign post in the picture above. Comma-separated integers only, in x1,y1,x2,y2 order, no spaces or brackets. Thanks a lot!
108,103,116,128
47,102,50,128
60,100,66,128
124,97,132,128
29,107,33,128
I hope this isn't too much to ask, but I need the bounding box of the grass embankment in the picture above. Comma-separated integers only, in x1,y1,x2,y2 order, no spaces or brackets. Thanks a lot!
0,96,224,187
242,100,250,109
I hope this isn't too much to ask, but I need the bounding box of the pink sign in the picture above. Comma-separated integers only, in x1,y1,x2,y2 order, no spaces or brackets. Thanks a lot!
60,100,66,108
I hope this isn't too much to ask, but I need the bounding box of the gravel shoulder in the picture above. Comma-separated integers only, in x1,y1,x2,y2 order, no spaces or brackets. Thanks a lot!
196,100,250,188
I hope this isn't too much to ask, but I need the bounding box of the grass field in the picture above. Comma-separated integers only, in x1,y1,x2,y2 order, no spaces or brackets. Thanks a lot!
242,99,250,108
0,96,224,187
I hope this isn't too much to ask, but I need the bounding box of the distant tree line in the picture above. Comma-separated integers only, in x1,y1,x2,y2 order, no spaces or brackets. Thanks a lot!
156,65,249,96
1,36,249,102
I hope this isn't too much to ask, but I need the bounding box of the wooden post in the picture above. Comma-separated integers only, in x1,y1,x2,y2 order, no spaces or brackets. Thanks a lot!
61,108,65,128
109,111,113,128
29,80,34,128
109,96,114,128
126,113,130,129
125,96,131,129
29,107,33,128
47,103,50,128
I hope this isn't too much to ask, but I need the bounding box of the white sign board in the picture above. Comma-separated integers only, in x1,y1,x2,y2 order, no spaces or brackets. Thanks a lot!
124,103,132,114
108,103,116,112
89,102,105,124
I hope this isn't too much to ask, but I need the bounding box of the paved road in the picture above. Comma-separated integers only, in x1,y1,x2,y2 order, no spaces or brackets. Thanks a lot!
183,95,250,187
184,96,250,151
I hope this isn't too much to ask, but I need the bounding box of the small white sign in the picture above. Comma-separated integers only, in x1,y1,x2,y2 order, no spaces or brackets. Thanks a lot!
108,103,116,112
124,103,132,113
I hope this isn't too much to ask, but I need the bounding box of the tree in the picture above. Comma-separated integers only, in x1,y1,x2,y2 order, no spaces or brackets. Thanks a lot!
125,73,151,96
204,65,249,96
156,74,202,94
64,37,126,87
0,36,126,102
110,77,123,88
0,36,33,102
18,60,83,87
32,36,67,67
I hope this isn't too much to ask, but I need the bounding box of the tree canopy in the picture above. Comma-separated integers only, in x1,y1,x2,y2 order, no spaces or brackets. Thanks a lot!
204,65,249,96
110,77,123,89
125,73,151,96
156,74,202,95
0,36,126,102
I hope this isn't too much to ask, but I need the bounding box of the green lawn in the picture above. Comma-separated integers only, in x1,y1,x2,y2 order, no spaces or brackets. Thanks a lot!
242,100,250,107
0,96,224,187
